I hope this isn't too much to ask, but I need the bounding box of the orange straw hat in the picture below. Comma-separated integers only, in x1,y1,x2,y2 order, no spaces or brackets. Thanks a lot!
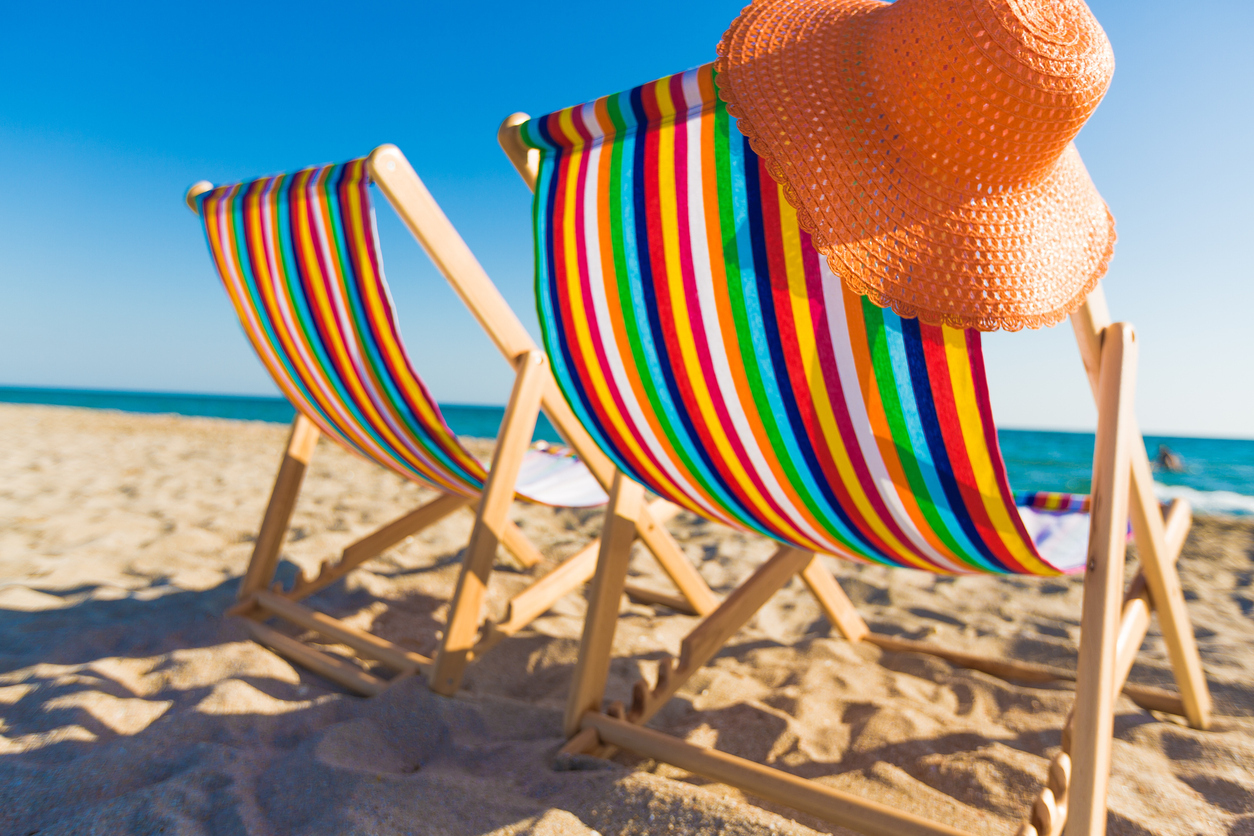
715,0,1117,330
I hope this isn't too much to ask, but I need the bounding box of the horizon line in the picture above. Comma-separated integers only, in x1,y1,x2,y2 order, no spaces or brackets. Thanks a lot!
3,383,1250,442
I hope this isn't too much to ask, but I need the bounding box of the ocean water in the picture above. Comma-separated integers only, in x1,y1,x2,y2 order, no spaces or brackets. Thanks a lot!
0,386,564,445
4,386,1252,516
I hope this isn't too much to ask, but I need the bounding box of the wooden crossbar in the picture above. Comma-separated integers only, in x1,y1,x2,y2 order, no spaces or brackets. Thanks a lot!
628,546,813,726
486,498,693,640
244,619,385,697
582,713,973,836
623,584,699,615
253,591,431,673
286,492,472,603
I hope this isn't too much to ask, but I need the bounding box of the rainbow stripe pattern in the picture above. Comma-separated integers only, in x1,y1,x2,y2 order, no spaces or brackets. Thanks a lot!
1016,492,1093,515
197,159,605,507
521,64,1079,574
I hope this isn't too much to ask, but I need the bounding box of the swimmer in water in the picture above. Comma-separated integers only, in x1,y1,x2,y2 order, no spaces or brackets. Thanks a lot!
1155,444,1185,473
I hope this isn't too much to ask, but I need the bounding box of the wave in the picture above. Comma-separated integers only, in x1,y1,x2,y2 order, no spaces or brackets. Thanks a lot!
1153,483,1254,517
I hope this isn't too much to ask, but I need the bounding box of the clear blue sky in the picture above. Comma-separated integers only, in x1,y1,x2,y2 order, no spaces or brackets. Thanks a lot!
1,0,1250,438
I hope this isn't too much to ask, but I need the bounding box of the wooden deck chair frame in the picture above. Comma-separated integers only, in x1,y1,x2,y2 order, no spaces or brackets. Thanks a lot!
185,145,720,699
501,120,1212,836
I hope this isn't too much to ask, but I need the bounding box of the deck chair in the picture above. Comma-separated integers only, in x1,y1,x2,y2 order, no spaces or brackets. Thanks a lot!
184,147,719,698
499,65,1213,836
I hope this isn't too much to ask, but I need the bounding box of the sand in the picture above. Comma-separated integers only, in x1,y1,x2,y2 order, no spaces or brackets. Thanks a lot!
1,402,1251,836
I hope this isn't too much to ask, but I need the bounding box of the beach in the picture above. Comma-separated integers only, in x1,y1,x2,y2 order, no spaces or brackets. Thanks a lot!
1,402,1251,835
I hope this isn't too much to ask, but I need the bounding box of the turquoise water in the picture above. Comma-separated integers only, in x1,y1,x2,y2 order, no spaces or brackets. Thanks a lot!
4,386,1252,516
0,386,563,445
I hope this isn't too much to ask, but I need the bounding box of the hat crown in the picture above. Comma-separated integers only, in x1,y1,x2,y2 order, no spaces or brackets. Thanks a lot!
866,0,1114,193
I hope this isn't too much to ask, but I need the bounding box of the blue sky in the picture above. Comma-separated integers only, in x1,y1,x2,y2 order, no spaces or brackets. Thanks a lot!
1,0,1250,438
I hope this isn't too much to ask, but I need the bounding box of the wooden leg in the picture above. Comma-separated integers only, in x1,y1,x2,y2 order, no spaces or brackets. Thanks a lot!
799,555,870,642
1072,290,1212,729
238,415,320,602
564,471,644,738
429,351,546,696
1126,451,1211,728
636,503,720,616
499,518,547,568
1065,323,1137,836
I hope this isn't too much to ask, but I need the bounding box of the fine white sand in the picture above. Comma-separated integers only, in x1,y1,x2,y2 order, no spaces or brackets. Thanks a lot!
1,403,1251,835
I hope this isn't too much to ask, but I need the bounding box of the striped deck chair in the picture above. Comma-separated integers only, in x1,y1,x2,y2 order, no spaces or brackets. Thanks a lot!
184,146,718,698
499,65,1212,836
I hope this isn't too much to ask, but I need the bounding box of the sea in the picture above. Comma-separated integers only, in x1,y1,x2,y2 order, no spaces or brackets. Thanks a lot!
4,386,1253,517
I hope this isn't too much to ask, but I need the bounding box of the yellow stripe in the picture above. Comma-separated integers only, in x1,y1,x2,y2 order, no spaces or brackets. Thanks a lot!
554,109,675,495
776,196,930,568
341,169,482,490
942,328,1051,574
651,77,807,541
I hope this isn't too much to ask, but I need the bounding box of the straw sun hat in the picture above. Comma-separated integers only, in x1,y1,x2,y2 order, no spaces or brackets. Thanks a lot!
715,0,1116,330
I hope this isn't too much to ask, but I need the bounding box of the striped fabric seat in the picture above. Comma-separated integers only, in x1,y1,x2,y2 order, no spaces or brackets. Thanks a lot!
197,159,606,507
520,64,1087,573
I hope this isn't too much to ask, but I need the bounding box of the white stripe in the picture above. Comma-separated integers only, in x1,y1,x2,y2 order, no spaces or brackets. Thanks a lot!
303,173,466,488
820,264,966,572
574,95,734,526
678,69,833,548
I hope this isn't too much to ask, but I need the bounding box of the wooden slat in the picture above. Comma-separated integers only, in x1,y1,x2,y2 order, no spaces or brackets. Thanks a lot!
1071,291,1211,729
564,472,644,737
490,498,693,635
864,634,1069,683
244,619,384,696
1162,498,1192,560
431,351,547,695
583,713,974,836
863,631,1185,717
495,540,600,635
671,546,812,685
1115,594,1152,687
624,583,699,615
630,546,814,726
499,518,546,568
254,591,430,673
1066,322,1136,836
288,492,471,602
636,502,719,616
1118,683,1186,716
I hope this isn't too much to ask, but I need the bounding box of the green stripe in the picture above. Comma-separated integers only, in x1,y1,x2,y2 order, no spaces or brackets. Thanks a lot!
861,299,967,559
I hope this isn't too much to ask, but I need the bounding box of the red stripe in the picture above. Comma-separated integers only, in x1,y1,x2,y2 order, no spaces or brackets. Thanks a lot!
567,110,658,481
965,329,1035,572
666,75,781,520
799,234,926,564
760,178,897,558
919,324,1016,565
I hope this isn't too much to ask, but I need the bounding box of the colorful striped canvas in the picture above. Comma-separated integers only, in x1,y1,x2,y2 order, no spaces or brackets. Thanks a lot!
197,159,606,507
521,64,1079,575
1017,492,1093,515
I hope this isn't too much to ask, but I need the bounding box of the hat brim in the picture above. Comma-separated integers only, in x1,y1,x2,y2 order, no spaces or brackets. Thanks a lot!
715,0,1115,331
